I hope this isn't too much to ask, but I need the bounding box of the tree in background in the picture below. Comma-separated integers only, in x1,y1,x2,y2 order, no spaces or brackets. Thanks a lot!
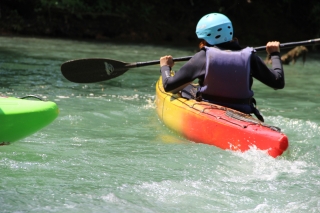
0,0,319,49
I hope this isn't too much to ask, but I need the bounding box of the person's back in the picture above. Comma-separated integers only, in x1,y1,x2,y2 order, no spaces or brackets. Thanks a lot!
200,47,254,107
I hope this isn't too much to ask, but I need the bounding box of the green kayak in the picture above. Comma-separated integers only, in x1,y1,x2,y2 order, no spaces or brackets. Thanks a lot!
0,96,59,144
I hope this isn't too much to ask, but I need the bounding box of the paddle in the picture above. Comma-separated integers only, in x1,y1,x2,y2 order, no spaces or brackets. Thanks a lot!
61,38,320,83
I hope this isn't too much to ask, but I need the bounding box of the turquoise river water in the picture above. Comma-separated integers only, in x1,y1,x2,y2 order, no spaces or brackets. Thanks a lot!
0,36,320,212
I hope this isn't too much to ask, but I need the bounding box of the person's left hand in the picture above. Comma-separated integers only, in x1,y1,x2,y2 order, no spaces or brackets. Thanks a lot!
266,41,280,54
160,55,174,68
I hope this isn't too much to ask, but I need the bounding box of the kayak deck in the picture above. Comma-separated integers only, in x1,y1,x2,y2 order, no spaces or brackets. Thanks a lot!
0,96,59,144
155,76,288,158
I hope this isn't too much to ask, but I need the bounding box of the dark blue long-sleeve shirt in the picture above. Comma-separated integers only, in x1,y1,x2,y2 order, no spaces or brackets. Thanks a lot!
161,48,284,94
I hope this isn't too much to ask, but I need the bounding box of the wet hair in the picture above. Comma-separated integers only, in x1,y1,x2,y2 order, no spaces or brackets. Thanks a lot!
199,38,242,51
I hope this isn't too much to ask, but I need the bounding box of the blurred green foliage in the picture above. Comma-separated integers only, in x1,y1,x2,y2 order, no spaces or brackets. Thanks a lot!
39,0,113,16
1,0,319,48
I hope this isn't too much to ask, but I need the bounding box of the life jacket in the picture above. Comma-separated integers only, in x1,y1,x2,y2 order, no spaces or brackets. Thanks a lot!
198,46,264,121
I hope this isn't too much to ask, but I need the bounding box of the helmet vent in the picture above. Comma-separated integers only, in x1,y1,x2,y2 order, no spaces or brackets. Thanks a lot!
217,28,222,31
215,35,221,39
230,32,233,35
228,26,231,29
207,33,211,36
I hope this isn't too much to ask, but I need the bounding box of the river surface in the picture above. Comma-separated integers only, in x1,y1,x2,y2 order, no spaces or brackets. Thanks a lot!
0,36,320,212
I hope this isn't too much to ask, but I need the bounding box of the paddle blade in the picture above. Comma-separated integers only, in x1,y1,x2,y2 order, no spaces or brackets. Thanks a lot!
61,58,129,83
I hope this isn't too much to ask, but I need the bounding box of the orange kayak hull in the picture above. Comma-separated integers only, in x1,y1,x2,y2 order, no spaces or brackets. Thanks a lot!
155,77,288,158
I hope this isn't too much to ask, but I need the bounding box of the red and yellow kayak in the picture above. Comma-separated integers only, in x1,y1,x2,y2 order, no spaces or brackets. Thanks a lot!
155,76,288,158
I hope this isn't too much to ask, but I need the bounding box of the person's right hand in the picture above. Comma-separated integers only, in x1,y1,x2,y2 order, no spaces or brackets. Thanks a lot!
160,55,174,68
266,41,280,54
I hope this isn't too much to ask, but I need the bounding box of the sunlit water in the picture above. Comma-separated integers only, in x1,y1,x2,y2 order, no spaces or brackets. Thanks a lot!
0,36,320,212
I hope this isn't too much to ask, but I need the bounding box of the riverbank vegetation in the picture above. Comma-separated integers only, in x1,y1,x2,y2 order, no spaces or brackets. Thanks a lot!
1,0,319,50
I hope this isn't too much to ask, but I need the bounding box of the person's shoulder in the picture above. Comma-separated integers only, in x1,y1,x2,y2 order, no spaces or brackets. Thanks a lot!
188,49,206,65
193,49,206,57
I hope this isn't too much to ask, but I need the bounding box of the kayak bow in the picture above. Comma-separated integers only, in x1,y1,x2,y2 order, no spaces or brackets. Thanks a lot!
0,96,59,144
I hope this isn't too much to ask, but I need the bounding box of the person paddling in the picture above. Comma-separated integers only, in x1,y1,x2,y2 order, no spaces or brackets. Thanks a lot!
159,13,284,122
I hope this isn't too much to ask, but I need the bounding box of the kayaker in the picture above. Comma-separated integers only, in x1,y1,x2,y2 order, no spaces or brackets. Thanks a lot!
159,13,284,122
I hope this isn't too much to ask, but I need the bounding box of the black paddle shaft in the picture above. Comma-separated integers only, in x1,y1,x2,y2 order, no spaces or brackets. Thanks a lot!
131,56,193,68
128,38,320,69
61,38,320,83
254,38,320,51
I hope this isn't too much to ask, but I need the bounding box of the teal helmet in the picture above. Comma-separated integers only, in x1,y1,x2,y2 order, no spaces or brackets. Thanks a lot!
196,13,233,45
